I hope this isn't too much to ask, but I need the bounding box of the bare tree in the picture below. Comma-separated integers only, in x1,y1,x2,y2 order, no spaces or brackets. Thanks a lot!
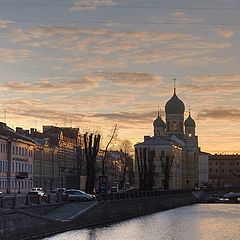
84,132,101,194
136,147,155,191
160,155,174,190
118,140,133,188
102,124,117,176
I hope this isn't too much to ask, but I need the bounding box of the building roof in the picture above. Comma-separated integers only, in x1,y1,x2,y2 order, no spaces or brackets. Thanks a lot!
135,136,173,147
165,92,185,114
153,114,166,128
184,114,196,127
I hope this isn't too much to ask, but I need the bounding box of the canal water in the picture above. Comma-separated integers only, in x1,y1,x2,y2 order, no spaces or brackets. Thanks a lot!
44,204,240,240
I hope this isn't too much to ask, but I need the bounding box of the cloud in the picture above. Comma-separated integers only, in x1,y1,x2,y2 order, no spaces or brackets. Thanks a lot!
0,18,12,29
67,57,126,70
96,72,162,86
197,107,240,121
170,11,203,23
0,72,161,94
215,28,234,38
70,0,119,11
0,77,99,93
190,74,240,83
170,41,231,49
0,48,31,63
92,111,157,125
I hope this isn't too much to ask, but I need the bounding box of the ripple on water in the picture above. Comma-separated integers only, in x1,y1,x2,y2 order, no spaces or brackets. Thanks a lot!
43,204,240,240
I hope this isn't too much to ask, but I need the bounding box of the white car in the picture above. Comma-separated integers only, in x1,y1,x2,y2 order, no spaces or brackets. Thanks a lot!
62,189,95,201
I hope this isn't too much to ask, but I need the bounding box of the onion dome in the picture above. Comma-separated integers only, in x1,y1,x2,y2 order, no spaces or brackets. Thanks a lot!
184,115,196,128
165,92,185,114
153,114,166,128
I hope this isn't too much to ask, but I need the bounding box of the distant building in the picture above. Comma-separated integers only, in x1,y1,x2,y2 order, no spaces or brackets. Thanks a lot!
198,152,209,186
135,86,201,190
209,154,240,189
30,126,85,190
0,123,34,194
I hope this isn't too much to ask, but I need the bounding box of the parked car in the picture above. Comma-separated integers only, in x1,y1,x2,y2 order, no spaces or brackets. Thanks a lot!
51,188,65,194
32,187,43,192
61,189,95,201
205,194,221,203
27,191,47,203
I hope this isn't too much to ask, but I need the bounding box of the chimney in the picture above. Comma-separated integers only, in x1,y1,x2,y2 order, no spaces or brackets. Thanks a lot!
16,127,23,134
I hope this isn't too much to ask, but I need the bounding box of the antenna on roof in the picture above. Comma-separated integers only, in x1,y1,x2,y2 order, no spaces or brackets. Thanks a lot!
3,108,7,124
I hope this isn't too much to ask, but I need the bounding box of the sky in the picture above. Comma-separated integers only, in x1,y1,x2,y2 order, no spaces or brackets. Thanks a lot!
0,0,240,154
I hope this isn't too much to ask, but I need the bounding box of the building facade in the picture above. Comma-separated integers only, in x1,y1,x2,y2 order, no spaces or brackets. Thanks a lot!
0,123,35,194
135,87,201,190
209,154,240,189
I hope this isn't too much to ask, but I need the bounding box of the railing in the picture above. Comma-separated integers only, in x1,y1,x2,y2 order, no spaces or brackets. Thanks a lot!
97,189,193,201
0,193,62,209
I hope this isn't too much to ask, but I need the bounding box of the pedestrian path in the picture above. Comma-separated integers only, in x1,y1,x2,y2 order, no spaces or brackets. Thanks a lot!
43,201,96,220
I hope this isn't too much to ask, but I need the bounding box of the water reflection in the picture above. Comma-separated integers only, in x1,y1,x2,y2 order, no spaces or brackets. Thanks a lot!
44,204,240,240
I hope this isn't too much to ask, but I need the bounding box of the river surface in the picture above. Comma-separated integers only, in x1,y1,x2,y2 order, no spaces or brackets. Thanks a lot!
44,204,240,240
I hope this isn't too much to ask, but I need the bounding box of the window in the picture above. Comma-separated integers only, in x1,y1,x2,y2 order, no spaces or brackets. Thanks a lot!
237,162,239,165
13,145,15,154
3,144,5,153
12,162,14,173
229,162,232,165
216,169,218,173
173,121,177,132
237,169,239,173
5,161,8,172
229,169,232,173
222,169,224,173
19,147,21,155
209,162,212,166
1,144,2,153
215,162,218,165
16,146,18,155
210,168,212,172
188,131,192,137
167,121,170,131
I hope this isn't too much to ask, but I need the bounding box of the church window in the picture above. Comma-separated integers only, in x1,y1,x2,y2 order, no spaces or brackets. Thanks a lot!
167,122,170,131
173,121,177,132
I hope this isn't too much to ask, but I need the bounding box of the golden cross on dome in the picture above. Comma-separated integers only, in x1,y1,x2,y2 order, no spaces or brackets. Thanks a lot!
173,77,176,94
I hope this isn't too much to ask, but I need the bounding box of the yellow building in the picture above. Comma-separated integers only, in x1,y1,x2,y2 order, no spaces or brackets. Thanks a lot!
135,87,200,190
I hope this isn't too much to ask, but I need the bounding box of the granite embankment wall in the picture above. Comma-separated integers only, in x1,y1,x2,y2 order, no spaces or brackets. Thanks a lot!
0,191,199,240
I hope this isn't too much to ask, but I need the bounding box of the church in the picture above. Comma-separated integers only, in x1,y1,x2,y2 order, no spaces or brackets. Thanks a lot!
135,83,201,190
